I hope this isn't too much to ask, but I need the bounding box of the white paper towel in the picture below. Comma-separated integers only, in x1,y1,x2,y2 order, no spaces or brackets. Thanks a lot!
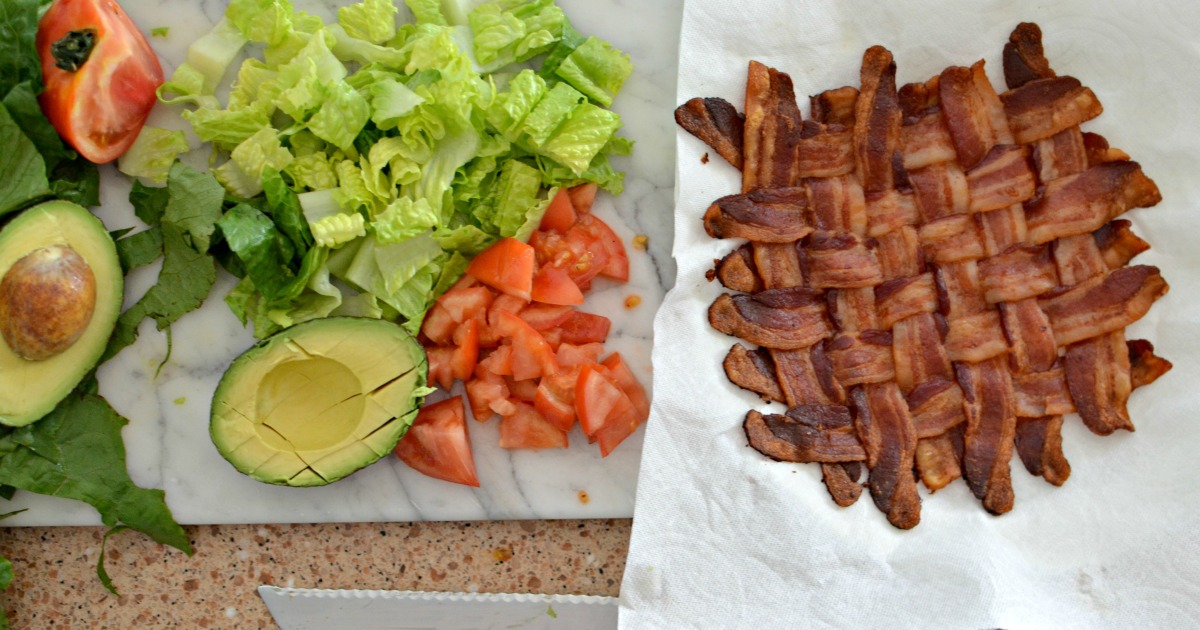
620,1,1200,628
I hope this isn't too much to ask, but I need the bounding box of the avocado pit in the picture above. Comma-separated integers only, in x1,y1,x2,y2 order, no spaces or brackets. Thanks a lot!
0,245,97,361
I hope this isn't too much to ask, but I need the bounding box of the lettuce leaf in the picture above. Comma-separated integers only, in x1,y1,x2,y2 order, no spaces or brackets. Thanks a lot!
552,35,631,108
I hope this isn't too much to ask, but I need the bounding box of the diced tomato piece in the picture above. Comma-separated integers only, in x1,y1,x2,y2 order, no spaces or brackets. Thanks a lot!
499,402,568,449
491,397,518,417
494,311,558,381
575,364,636,437
538,188,577,233
449,320,480,383
506,376,539,403
426,346,456,390
421,303,457,345
519,304,575,331
530,228,609,288
448,273,479,292
467,237,535,300
556,343,605,367
394,397,480,487
567,183,598,215
541,327,563,349
465,371,508,422
534,382,576,432
477,344,513,376
559,312,611,345
592,402,640,457
601,353,650,422
531,266,585,306
481,293,528,346
437,286,494,323
577,214,629,282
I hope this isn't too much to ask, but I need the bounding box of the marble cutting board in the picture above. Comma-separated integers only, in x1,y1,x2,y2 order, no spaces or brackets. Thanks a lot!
3,0,684,526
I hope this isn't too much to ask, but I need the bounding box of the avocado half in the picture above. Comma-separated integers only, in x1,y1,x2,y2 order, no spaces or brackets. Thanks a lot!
210,317,432,487
0,201,122,426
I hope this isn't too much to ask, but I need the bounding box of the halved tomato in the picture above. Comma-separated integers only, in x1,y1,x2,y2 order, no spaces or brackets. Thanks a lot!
494,311,558,381
467,237,535,301
567,183,598,214
559,312,611,345
499,401,568,449
577,214,629,282
395,397,480,487
37,0,164,163
531,267,585,306
538,188,577,233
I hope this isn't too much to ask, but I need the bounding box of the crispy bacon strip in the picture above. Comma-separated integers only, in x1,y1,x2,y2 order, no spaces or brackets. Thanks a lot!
828,287,879,332
675,97,745,169
1014,416,1071,486
956,357,1017,515
803,233,883,288
910,161,969,222
825,331,896,386
821,462,864,506
745,405,867,464
915,431,963,491
1001,76,1103,145
1003,22,1055,89
901,111,957,171
1033,127,1088,182
966,144,1037,213
704,188,813,242
945,310,1009,363
1083,132,1131,166
891,313,954,394
811,86,859,126
773,345,845,407
978,244,1058,304
1065,331,1134,435
865,190,919,237
710,243,763,293
743,61,803,192
975,205,1028,257
709,287,832,350
796,122,855,178
1026,161,1162,245
908,376,966,438
1129,339,1172,389
807,175,868,236
939,63,1000,169
874,225,924,280
919,214,985,264
935,259,989,317
1095,219,1150,269
1038,265,1168,347
1051,233,1107,287
753,241,804,290
899,75,940,120
854,46,902,194
1012,364,1075,417
875,273,938,329
853,384,921,529
723,344,785,403
999,298,1058,374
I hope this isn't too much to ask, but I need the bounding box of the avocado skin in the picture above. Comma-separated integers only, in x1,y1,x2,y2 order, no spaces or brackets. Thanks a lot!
0,201,123,427
209,317,430,487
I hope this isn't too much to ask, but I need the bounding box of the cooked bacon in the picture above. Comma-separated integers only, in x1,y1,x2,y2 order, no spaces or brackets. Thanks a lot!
909,161,969,222
1038,265,1167,347
806,175,868,235
999,298,1059,374
939,63,1000,169
915,432,963,492
827,287,879,332
978,244,1058,304
811,86,859,126
821,462,864,506
802,232,883,288
796,122,856,178
1014,415,1070,486
746,405,868,463
935,259,988,317
1083,132,1131,166
752,241,804,290
899,75,940,120
891,313,953,394
1025,161,1162,245
744,409,799,462
956,357,1017,515
1001,76,1103,145
825,331,895,386
901,111,957,170
675,97,745,169
1128,339,1172,389
1050,233,1106,287
865,190,919,237
854,46,902,194
772,345,845,406
1033,127,1088,182
874,225,924,281
875,273,939,329
711,243,764,293
966,144,1037,213
743,61,803,192
709,287,832,350
704,188,812,242
975,205,1028,257
945,310,1009,363
1095,219,1150,269
1012,363,1075,417
907,376,966,437
853,383,921,529
1003,22,1056,90
1065,331,1134,435
723,344,785,403
918,214,985,263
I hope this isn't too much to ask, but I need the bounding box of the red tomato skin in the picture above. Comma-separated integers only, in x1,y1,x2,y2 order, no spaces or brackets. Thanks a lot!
559,312,611,345
449,319,480,383
518,303,575,331
593,403,640,457
538,188,577,233
499,402,568,450
394,397,480,487
426,347,456,390
567,183,598,214
37,0,165,163
467,237,535,301
531,267,585,306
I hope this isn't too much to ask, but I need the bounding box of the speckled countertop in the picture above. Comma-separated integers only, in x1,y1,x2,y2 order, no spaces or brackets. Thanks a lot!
0,519,630,628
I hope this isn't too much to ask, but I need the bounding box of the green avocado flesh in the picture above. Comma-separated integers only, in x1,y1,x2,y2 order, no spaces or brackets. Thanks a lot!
210,317,430,487
0,201,122,427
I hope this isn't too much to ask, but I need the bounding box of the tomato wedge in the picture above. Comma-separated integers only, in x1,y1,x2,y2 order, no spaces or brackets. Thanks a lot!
426,346,456,390
601,353,650,422
395,397,480,487
37,0,164,163
531,267,585,306
518,303,575,331
494,311,558,381
465,370,507,422
556,342,605,367
567,183,598,214
577,214,629,282
499,402,568,449
559,312,611,345
449,319,480,383
467,237,535,301
575,364,636,437
538,188,577,233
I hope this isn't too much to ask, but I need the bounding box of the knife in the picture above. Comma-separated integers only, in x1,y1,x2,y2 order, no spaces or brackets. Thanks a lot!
257,586,618,630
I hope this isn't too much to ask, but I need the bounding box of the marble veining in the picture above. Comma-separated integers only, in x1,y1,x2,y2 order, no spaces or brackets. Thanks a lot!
2,0,685,526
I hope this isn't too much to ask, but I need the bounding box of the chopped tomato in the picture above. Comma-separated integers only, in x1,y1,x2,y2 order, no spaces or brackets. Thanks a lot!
559,312,611,345
481,294,528,346
467,237,535,301
448,274,479,292
494,311,558,381
541,327,563,349
477,344,513,376
421,303,457,345
530,228,609,288
556,342,605,367
499,402,568,449
519,303,575,331
592,402,640,457
575,364,637,438
395,397,480,487
601,353,650,422
567,183,598,214
438,286,493,323
505,376,539,403
465,371,507,422
534,367,582,432
531,266,585,306
449,319,480,382
539,188,577,233
426,346,456,390
577,214,629,282
37,0,164,163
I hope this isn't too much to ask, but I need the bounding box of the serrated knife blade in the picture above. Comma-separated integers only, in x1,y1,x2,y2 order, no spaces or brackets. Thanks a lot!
257,586,618,630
